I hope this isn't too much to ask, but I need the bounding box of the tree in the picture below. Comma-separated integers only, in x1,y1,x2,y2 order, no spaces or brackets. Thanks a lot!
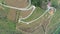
31,0,47,9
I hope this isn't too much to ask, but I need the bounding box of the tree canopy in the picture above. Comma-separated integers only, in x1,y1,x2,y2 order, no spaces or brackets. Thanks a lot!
31,0,59,9
31,0,47,9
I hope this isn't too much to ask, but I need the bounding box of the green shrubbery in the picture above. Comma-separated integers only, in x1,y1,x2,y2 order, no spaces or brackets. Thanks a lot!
31,0,60,9
31,0,47,9
51,0,58,8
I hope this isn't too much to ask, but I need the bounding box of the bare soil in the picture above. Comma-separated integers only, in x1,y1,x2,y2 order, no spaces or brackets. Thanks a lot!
7,9,17,21
5,0,28,8
20,8,32,18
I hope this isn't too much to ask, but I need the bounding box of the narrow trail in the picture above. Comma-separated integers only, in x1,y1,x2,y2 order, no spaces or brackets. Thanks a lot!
0,3,35,11
0,0,31,10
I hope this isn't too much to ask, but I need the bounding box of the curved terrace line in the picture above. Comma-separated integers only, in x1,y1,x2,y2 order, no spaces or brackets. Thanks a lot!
20,7,56,24
20,9,49,24
2,0,31,9
0,3,36,11
21,6,36,19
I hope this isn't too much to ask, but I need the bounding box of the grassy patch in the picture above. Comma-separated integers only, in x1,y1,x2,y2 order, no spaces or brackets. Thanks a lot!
54,27,60,34
0,19,16,34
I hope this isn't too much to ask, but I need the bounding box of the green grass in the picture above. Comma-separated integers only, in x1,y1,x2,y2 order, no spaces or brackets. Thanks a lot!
52,23,60,34
0,0,16,34
54,27,60,34
46,22,60,34
0,0,4,3
21,7,44,22
0,19,16,34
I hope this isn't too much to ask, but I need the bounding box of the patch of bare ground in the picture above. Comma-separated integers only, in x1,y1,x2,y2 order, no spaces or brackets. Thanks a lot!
7,9,17,21
20,8,32,18
5,0,28,8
